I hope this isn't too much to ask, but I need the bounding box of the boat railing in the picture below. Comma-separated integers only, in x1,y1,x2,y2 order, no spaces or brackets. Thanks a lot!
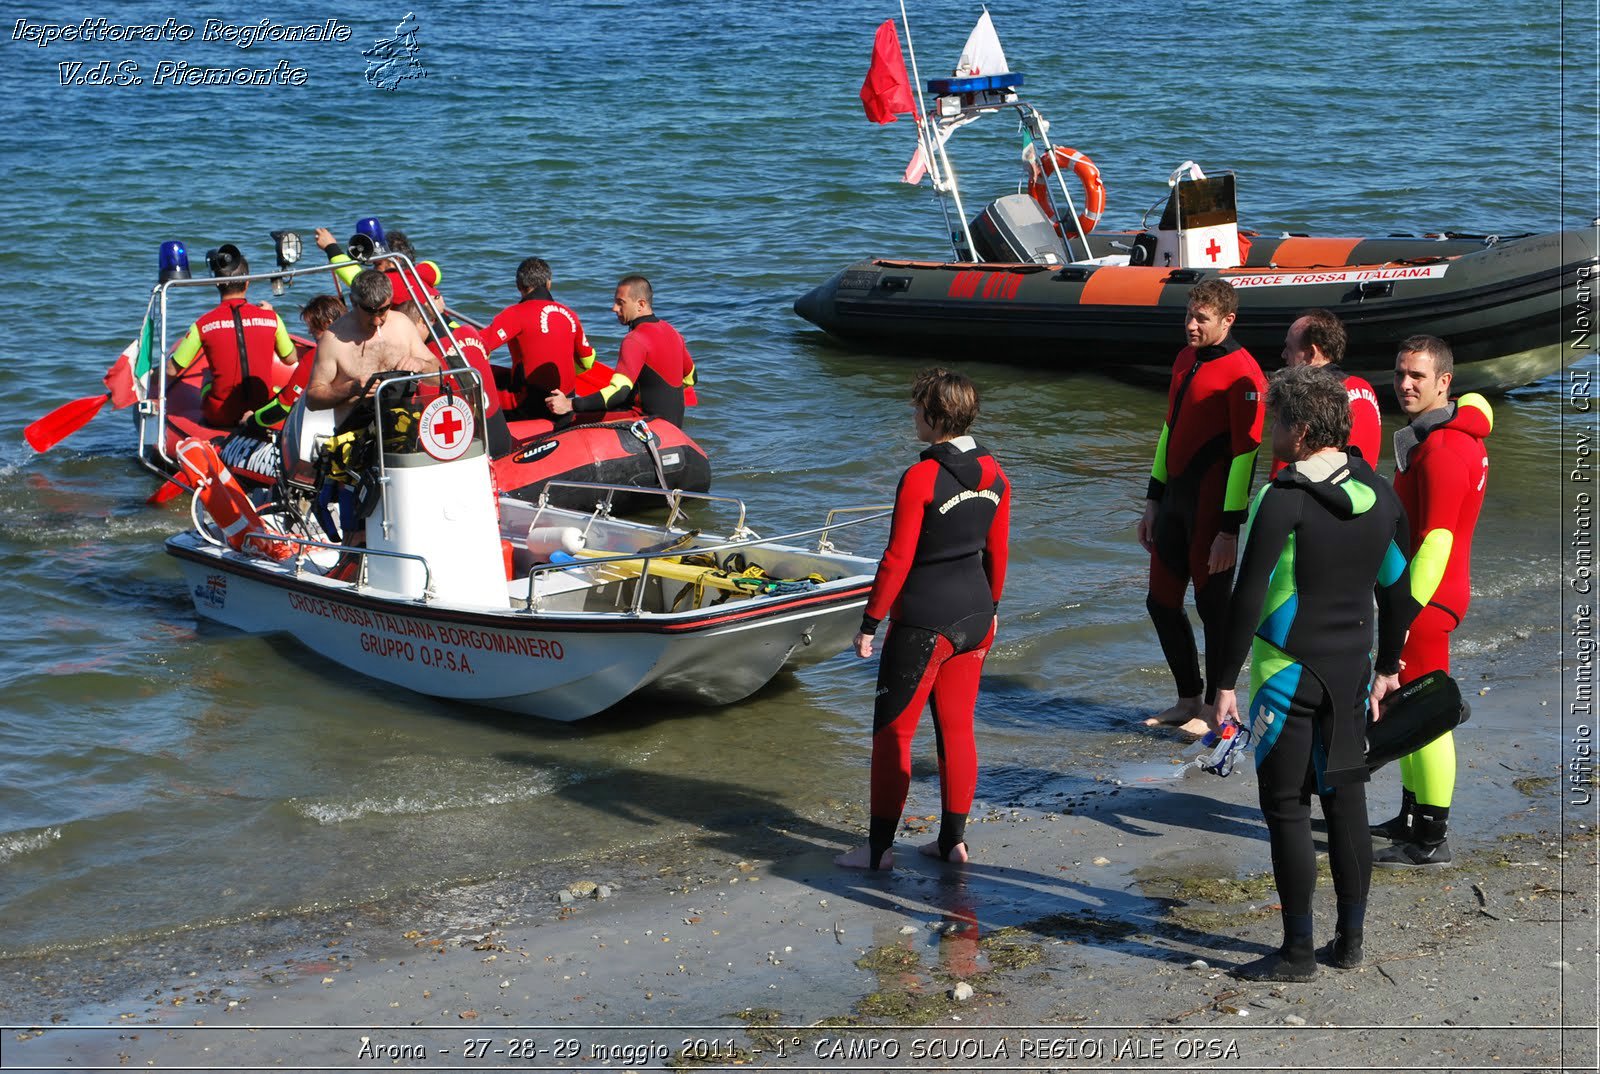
235,530,436,599
137,259,350,480
137,251,444,479
535,480,753,536
816,504,894,553
520,507,892,616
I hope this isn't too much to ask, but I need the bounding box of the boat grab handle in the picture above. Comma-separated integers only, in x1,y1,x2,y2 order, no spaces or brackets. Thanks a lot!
242,530,435,600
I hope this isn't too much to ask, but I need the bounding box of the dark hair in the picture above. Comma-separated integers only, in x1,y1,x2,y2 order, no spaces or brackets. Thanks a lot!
350,269,393,312
210,244,248,295
1298,308,1347,364
386,230,416,262
1268,364,1350,453
1397,333,1453,377
617,275,653,304
910,367,980,439
299,293,347,335
516,257,552,294
1187,278,1238,319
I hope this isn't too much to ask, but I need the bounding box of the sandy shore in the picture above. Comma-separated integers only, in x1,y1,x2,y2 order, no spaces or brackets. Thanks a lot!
3,670,1594,1072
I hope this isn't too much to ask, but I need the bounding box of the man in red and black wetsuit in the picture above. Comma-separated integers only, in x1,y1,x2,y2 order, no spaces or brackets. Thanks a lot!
547,275,696,428
1271,308,1382,475
1372,334,1492,869
164,245,298,429
481,257,597,424
1136,279,1267,735
837,369,1009,872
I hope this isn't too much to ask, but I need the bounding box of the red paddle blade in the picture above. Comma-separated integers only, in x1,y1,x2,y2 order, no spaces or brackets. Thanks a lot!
25,393,109,452
147,471,192,505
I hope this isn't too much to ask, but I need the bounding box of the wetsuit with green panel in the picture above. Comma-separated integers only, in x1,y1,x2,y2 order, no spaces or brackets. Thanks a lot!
1390,394,1491,824
1146,336,1266,701
1217,452,1418,961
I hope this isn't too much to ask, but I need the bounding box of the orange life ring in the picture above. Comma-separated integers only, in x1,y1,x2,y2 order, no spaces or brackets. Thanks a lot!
175,437,294,560
1028,146,1106,236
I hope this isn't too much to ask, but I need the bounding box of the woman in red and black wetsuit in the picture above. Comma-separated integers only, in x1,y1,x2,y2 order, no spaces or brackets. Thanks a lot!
837,369,1010,871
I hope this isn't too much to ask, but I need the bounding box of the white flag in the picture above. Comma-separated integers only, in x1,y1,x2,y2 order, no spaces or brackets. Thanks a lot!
902,8,1012,182
954,8,1009,77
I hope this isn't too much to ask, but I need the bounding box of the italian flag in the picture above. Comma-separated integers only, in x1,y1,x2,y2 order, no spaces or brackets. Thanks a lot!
103,315,154,409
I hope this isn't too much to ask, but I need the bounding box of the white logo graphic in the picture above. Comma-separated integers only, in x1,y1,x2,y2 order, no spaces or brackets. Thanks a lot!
417,396,474,461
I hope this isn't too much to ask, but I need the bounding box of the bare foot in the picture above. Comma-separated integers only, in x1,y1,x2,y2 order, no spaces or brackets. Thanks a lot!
918,839,969,864
1143,696,1203,728
1175,717,1211,737
835,844,892,870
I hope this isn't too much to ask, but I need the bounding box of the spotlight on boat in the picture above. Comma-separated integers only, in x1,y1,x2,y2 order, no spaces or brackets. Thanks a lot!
270,230,302,295
158,240,191,283
347,216,388,263
272,230,303,267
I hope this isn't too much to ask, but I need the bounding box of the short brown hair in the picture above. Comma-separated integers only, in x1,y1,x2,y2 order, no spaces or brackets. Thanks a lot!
1298,308,1347,364
300,293,347,335
910,367,980,439
1398,334,1453,377
1188,278,1238,319
617,275,653,304
1268,364,1350,453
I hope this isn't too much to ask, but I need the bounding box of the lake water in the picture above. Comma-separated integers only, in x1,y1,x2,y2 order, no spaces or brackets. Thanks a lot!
0,0,1592,959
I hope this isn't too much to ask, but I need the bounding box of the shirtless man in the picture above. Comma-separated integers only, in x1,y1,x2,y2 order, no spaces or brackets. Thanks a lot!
304,269,438,415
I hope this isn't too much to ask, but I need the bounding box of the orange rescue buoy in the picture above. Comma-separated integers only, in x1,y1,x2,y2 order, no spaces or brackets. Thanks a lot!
1028,146,1106,236
175,437,294,560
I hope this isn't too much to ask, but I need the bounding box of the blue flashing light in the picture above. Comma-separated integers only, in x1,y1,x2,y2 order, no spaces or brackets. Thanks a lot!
355,217,387,248
927,72,1024,95
158,240,191,283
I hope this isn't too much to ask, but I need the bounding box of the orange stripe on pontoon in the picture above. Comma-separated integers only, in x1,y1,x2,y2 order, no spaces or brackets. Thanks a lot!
1079,266,1170,306
1270,237,1363,267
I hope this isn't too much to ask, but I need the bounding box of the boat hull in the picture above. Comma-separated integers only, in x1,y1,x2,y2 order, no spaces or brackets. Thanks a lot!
166,529,869,722
795,228,1598,394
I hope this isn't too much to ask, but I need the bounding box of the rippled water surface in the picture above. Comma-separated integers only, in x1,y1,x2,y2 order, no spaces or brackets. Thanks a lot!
0,0,1591,953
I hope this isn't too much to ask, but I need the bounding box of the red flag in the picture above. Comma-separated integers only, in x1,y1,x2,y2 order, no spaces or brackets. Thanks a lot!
860,20,914,124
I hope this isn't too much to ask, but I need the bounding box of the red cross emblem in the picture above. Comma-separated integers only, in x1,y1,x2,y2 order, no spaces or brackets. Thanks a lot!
1205,238,1223,262
417,397,475,462
431,408,462,445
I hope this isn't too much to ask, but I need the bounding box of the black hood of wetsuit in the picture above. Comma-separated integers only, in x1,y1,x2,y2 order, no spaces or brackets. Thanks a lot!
1271,450,1383,522
921,436,985,490
1197,336,1242,363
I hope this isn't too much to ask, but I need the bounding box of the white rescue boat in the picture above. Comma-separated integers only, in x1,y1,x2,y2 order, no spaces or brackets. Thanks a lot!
165,371,885,721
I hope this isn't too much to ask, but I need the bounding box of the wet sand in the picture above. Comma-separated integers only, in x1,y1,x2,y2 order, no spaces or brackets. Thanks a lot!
2,669,1594,1071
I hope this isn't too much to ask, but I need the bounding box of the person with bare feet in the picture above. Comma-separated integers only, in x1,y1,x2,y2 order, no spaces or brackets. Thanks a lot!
836,369,1010,871
1136,279,1266,736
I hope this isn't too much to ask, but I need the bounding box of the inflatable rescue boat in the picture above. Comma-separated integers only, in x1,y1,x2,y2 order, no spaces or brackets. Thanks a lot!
795,71,1596,394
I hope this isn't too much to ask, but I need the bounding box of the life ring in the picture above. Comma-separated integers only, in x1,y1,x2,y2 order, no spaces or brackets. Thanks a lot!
175,437,294,560
1028,146,1106,236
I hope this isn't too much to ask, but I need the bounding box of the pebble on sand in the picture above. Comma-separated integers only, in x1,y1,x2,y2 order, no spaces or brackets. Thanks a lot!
950,982,975,1002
